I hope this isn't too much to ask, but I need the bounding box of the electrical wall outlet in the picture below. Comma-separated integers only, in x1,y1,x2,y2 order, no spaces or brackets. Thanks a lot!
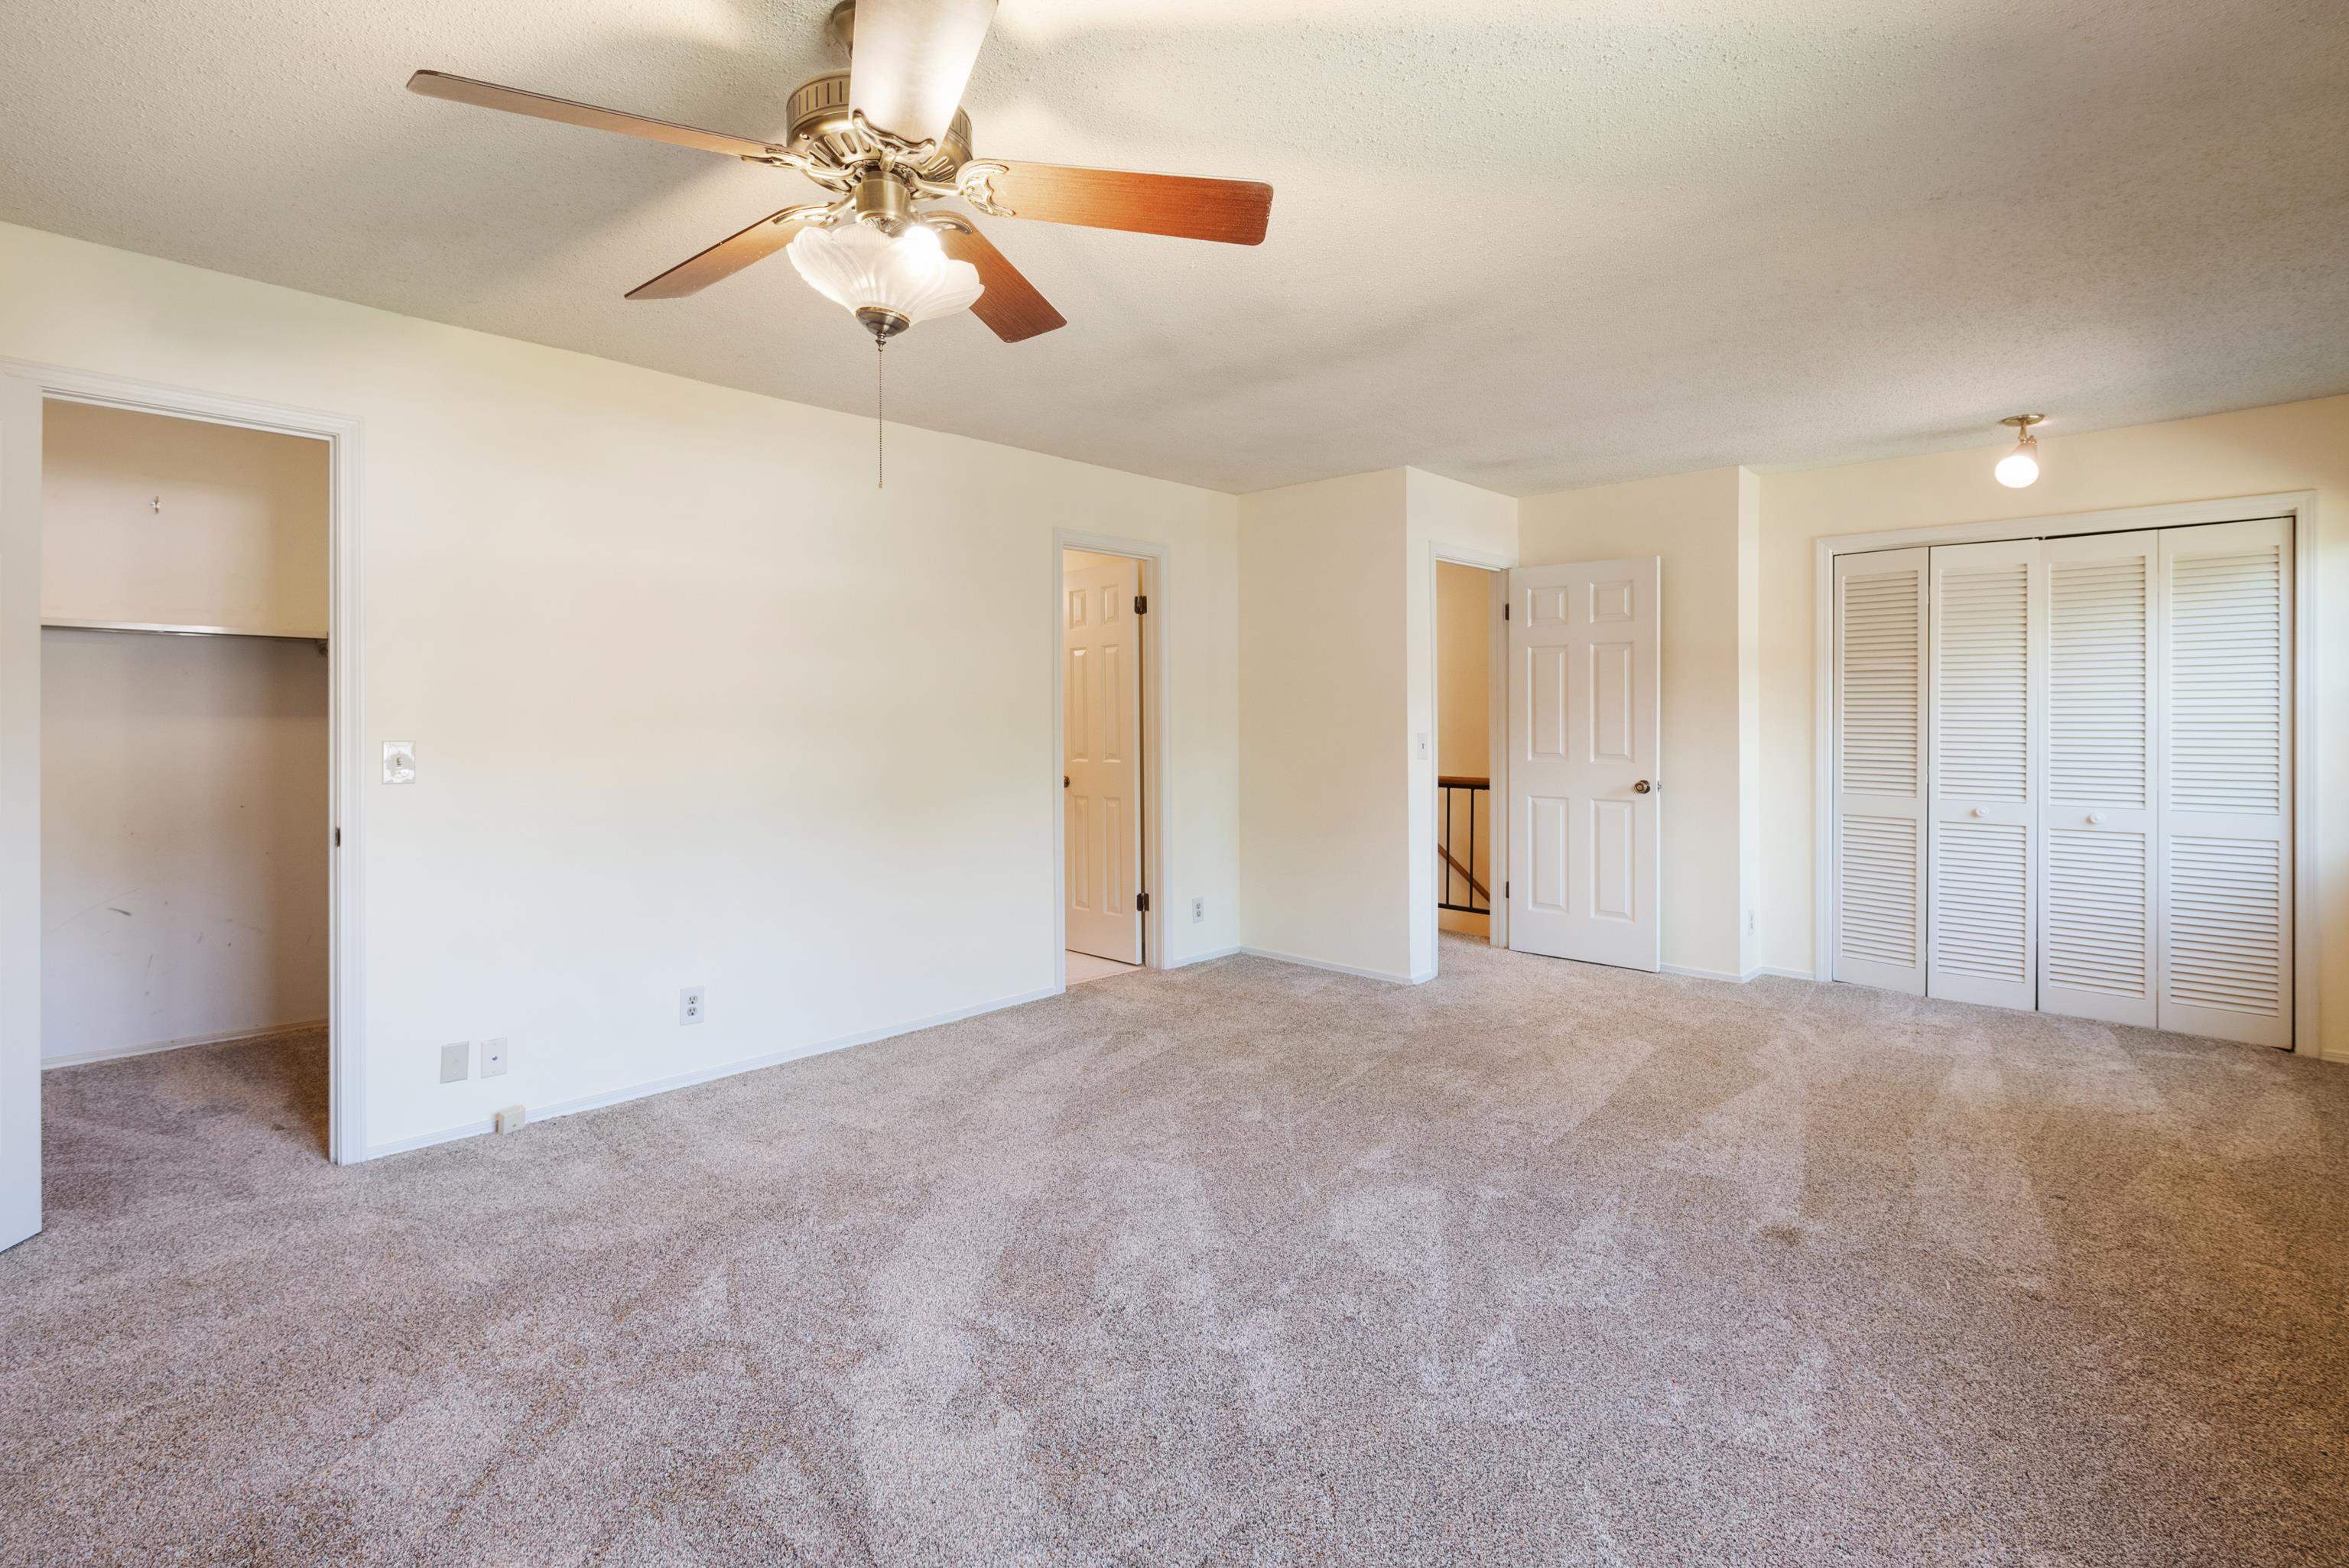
479,1037,508,1078
680,986,705,1025
1747,910,1756,935
1191,896,1205,924
494,1105,526,1135
439,1041,469,1083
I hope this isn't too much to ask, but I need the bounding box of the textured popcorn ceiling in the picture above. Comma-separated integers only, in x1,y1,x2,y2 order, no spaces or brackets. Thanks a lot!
2,0,2345,495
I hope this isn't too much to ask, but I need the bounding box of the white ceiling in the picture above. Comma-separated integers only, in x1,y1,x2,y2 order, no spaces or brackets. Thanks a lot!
3,1,2345,495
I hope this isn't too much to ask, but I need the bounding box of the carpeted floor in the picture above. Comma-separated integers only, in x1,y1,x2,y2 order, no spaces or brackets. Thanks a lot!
5,936,2347,1566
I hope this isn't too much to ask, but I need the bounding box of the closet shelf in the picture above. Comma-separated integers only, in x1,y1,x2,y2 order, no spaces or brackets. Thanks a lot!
43,618,327,644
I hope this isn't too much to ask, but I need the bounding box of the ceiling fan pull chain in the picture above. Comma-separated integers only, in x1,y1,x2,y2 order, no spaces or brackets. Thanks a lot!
876,338,885,489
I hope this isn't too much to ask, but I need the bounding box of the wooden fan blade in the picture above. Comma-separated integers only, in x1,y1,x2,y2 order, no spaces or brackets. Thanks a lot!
407,70,781,161
626,206,830,300
940,224,1065,342
975,163,1272,245
846,0,997,144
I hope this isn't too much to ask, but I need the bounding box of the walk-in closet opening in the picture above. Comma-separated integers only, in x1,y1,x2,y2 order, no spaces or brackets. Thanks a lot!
38,400,332,1151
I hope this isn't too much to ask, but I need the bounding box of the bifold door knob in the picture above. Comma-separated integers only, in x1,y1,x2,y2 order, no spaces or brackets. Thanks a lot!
1632,779,1652,794
1970,807,1986,818
2087,811,2105,825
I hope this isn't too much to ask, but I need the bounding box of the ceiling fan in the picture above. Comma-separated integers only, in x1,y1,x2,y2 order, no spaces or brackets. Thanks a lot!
408,0,1273,347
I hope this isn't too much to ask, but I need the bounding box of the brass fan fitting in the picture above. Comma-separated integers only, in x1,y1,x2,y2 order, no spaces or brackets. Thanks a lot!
853,170,915,233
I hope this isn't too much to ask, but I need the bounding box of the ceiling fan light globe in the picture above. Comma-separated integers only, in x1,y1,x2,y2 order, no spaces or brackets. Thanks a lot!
788,222,983,332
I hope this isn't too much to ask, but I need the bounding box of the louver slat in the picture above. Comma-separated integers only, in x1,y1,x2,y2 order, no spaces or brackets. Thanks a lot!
1935,565,2029,801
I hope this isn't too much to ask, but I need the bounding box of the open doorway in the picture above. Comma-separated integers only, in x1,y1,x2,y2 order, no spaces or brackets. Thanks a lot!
1060,547,1148,987
37,401,332,1152
1435,560,1499,946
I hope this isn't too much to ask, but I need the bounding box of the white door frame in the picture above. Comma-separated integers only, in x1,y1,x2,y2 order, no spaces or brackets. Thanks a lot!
0,357,368,1174
1811,491,2321,1054
1050,530,1170,989
1422,541,1516,975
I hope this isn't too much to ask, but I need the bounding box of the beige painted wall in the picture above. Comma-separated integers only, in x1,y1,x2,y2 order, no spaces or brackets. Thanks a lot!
42,630,327,1060
1519,466,1755,979
1239,467,1517,980
1239,469,1412,976
0,221,1243,1154
1756,394,2349,1059
1435,563,1491,780
42,401,328,635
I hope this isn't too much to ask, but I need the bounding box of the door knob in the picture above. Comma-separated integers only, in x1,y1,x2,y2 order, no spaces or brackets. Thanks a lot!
1632,779,1652,794
2087,811,2105,825
1969,807,1985,818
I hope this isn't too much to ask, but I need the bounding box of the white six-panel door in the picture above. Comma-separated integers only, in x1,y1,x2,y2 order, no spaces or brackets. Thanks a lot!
1831,519,2293,1047
1064,556,1142,965
1506,558,1661,972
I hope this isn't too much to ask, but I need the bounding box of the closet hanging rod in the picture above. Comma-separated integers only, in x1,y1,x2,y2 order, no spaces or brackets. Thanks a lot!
42,618,327,645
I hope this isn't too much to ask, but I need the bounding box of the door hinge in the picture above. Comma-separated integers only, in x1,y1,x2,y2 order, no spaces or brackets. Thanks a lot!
1504,879,1510,898
334,826,342,847
1503,602,1511,620
1134,593,1148,615
1136,892,1150,913
1064,774,1071,789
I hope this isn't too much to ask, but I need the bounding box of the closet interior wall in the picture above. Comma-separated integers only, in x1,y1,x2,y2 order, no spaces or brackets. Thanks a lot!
39,399,330,1066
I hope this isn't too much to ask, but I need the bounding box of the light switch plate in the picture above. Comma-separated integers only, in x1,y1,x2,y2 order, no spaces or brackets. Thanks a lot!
480,1037,508,1078
439,1041,469,1083
383,741,417,785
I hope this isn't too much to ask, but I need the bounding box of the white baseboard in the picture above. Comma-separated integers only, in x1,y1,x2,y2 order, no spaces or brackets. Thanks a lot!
44,1016,328,1070
361,985,1059,1162
1659,963,1749,983
1238,946,1427,985
1166,944,1242,968
1657,962,1826,985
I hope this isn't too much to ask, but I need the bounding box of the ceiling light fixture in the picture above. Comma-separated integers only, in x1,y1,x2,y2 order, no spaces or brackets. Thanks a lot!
788,219,983,486
1994,414,2045,488
787,219,983,345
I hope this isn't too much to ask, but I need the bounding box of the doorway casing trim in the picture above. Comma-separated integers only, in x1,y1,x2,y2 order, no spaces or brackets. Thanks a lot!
0,356,368,1170
1423,541,1516,978
1808,490,2321,1057
1051,529,1171,992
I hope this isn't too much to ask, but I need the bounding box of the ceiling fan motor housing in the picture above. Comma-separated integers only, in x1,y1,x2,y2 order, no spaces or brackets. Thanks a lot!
785,70,973,181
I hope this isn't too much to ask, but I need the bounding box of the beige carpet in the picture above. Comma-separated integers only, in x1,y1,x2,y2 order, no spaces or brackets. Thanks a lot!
5,936,2347,1566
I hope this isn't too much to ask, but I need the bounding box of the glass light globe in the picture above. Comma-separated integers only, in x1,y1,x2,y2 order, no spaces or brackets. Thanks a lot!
1993,440,2040,488
787,222,982,339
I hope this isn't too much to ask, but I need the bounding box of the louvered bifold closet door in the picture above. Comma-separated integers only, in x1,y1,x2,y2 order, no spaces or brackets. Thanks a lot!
2158,518,2294,1047
1831,549,1928,994
2038,531,2159,1025
1928,540,2040,1011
